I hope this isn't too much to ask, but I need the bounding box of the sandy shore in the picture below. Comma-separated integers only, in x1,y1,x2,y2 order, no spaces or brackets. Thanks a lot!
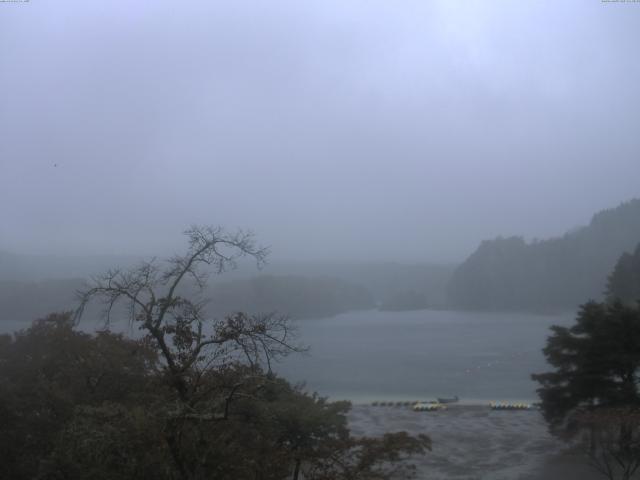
347,404,600,480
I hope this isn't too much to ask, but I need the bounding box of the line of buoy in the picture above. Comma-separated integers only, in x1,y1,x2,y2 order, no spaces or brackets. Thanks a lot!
490,402,532,410
413,402,447,411
370,401,447,411
369,400,536,411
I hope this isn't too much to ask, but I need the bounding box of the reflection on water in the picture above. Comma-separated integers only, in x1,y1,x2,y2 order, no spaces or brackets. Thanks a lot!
274,309,574,404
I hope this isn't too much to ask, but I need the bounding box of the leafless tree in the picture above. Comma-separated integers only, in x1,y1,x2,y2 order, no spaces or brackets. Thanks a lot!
74,226,306,479
75,226,301,398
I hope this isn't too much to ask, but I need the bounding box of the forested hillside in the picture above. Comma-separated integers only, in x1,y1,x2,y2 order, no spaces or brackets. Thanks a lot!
0,256,455,324
0,279,84,322
447,199,640,311
262,261,455,308
0,275,374,325
206,275,374,319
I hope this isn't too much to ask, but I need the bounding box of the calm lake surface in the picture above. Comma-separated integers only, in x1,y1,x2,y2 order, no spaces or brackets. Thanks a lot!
273,309,575,404
1,309,575,405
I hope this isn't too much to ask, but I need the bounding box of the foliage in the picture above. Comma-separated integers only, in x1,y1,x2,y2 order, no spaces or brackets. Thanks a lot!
47,403,169,480
533,301,640,428
0,312,158,480
533,299,640,479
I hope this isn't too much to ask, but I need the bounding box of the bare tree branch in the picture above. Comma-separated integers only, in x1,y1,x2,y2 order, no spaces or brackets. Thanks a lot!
74,225,300,401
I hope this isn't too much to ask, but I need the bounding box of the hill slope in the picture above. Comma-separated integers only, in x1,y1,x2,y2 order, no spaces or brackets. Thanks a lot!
447,199,640,311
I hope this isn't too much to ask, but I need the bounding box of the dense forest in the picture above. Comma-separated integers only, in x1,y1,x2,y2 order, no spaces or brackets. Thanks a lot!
447,199,640,311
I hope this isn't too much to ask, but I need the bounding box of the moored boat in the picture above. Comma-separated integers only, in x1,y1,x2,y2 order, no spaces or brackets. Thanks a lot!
436,395,459,404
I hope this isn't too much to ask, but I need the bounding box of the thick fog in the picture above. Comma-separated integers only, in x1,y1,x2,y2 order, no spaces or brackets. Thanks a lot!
1,0,639,262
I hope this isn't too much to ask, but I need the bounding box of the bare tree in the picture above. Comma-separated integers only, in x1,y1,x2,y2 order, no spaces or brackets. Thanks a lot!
75,226,303,479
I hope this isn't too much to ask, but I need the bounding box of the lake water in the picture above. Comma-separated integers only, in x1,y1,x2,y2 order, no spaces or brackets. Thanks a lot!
273,309,575,404
1,309,575,405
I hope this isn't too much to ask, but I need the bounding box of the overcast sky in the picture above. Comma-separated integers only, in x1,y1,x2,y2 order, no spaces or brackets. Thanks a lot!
1,0,639,262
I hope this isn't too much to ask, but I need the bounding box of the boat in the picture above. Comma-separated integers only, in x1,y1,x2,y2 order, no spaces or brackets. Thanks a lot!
436,396,459,404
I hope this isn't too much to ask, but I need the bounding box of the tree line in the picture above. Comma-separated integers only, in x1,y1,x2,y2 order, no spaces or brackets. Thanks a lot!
447,198,640,311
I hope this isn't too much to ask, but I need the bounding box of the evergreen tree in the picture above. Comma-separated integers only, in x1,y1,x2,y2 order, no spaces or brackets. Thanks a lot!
533,300,640,479
533,301,640,429
607,243,640,305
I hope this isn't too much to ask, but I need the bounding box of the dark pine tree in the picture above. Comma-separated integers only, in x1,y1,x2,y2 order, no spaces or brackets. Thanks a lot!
607,243,640,306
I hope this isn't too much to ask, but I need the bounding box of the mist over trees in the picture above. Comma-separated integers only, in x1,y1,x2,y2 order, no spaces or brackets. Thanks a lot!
207,275,374,319
3,198,640,323
264,262,454,309
447,199,640,311
0,261,455,325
